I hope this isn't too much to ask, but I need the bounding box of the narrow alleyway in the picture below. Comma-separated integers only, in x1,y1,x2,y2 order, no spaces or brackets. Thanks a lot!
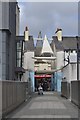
6,92,78,119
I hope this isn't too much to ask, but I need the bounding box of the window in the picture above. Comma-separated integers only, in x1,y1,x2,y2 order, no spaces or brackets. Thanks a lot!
16,40,23,67
17,59,21,67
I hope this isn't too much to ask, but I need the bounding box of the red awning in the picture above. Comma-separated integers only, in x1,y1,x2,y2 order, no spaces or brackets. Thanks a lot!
34,75,51,78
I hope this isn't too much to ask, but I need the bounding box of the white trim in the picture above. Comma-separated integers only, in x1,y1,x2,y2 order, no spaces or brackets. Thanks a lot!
32,57,56,60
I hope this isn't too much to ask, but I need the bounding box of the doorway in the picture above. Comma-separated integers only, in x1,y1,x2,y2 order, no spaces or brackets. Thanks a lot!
35,75,52,91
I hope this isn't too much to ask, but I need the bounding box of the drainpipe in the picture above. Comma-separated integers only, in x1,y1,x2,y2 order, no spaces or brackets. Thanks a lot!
76,36,79,81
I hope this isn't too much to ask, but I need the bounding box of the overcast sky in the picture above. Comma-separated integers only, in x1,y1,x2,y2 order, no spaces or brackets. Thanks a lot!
17,2,78,38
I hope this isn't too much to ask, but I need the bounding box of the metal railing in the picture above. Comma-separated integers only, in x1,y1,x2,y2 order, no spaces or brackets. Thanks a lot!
0,80,27,118
71,80,80,108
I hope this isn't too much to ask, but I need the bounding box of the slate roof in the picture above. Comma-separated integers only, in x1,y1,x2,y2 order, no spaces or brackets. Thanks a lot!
62,37,77,50
16,36,24,41
24,36,34,52
36,40,43,47
34,47,42,57
16,36,35,52
52,36,80,51
35,36,54,57
35,39,43,56
51,36,64,51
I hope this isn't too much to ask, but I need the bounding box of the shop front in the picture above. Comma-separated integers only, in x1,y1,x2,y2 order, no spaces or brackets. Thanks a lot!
35,74,52,91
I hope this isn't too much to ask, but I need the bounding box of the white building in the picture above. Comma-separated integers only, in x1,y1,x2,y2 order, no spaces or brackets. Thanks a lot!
34,34,56,91
51,29,80,92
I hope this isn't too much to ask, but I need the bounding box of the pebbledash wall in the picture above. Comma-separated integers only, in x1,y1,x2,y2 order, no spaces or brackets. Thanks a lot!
0,2,16,80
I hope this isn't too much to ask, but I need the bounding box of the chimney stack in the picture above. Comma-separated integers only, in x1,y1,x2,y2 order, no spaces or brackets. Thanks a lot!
55,28,62,41
24,26,29,41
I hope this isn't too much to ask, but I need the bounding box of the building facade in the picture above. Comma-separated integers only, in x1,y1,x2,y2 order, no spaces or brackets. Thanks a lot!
0,1,21,80
51,29,80,92
0,2,17,80
34,35,56,91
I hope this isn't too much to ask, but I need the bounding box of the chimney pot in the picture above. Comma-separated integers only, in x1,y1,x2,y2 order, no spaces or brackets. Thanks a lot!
55,28,62,41
25,26,28,31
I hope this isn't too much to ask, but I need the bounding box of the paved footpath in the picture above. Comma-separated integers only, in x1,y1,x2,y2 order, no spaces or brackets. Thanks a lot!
6,92,79,119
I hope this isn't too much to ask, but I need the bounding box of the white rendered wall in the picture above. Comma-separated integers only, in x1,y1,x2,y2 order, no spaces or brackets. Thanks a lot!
71,64,77,81
23,52,34,71
62,64,71,83
62,63,80,82
69,52,77,63
62,63,78,101
56,51,64,69
23,52,34,82
22,71,29,82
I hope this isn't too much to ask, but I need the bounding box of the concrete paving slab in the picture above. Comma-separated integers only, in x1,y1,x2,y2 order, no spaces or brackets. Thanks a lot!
5,92,79,119
19,115,71,118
